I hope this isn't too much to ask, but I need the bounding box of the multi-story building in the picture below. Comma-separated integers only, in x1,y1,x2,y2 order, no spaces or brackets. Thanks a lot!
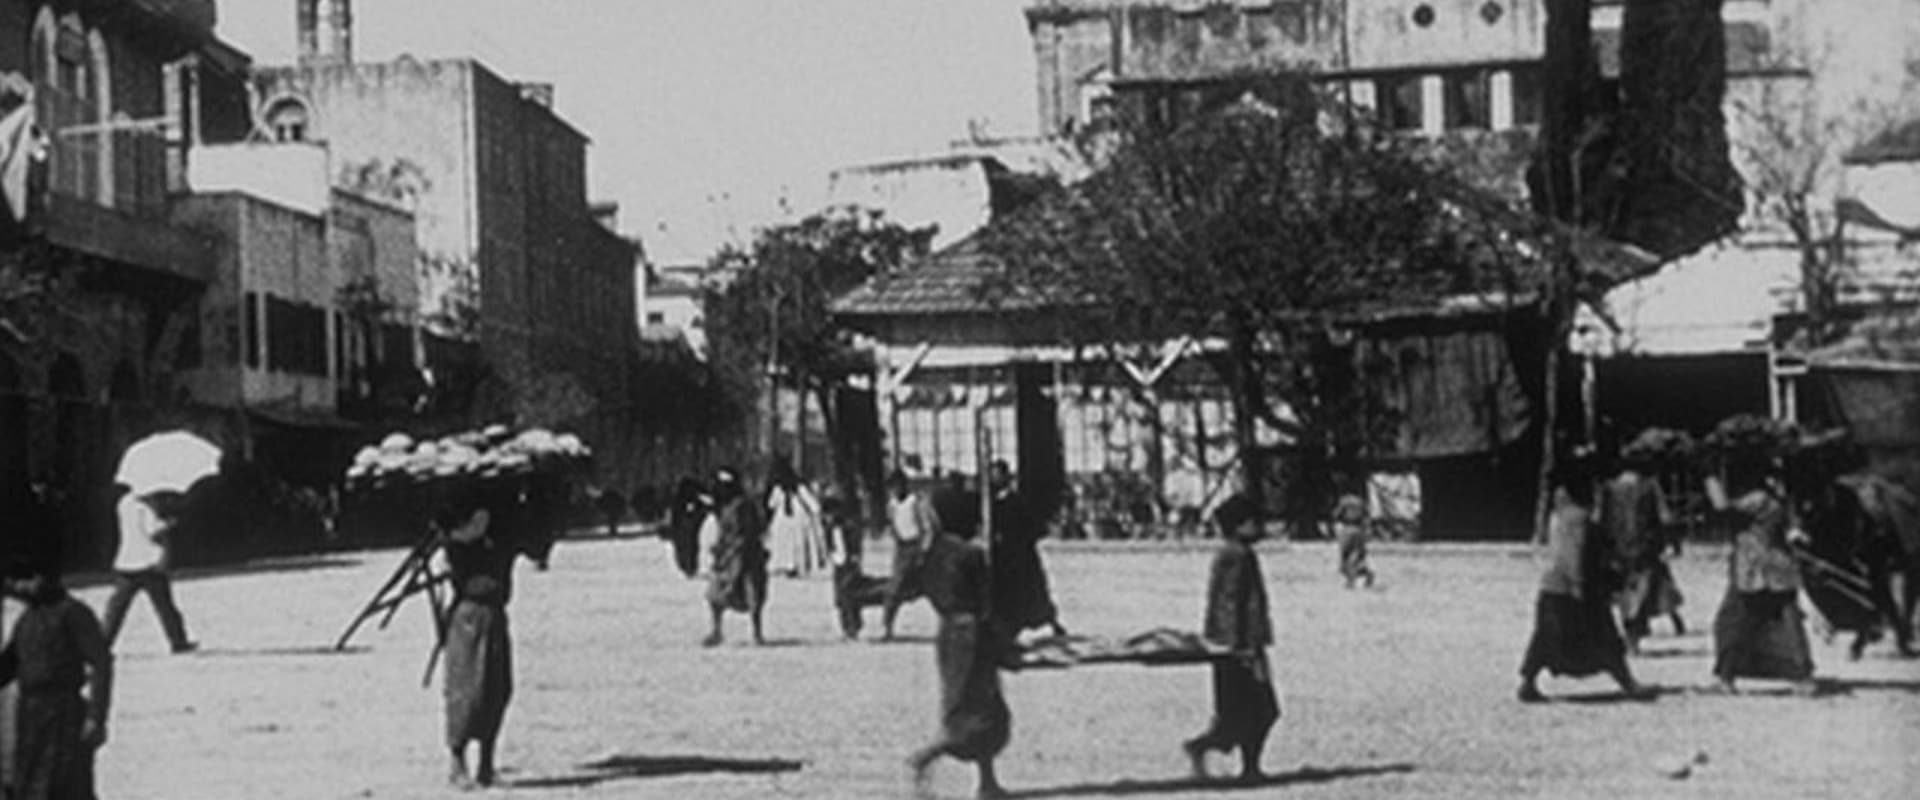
249,6,642,477
172,140,418,485
1,0,241,564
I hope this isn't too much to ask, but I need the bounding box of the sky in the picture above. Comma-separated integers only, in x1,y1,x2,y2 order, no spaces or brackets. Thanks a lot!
216,0,1040,264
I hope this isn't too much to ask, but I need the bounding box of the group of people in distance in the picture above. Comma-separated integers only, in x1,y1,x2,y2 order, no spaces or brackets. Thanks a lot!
1518,440,1821,704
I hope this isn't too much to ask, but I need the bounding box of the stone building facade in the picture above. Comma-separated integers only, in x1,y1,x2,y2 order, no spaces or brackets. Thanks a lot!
248,55,642,478
1,0,231,566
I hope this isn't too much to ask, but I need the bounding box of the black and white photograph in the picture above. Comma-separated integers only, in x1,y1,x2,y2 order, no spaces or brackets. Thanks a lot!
3,1,1919,798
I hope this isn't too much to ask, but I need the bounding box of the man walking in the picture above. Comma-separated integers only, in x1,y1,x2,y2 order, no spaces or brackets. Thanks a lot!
101,488,196,653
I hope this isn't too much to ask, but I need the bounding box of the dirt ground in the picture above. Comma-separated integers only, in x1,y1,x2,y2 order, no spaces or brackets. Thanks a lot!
17,532,1920,799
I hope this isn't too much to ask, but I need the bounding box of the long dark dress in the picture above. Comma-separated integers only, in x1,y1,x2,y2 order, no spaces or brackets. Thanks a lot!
1712,489,1814,681
921,533,1011,762
1601,472,1683,637
1520,500,1632,679
667,487,707,577
442,510,516,749
1190,538,1279,753
990,489,1059,631
705,495,768,612
2,594,108,800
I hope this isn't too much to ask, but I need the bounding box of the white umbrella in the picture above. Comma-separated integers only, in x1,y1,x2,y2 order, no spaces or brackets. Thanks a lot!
115,430,223,495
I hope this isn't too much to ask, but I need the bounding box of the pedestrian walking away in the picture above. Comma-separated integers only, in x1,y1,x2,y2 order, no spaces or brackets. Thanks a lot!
1705,460,1817,695
882,470,939,640
1517,465,1646,703
704,466,769,646
2,538,114,800
101,488,197,653
987,460,1067,639
908,496,1012,799
1183,493,1281,782
1600,443,1685,652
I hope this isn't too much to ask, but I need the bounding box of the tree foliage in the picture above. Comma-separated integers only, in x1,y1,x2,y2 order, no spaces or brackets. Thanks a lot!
980,75,1555,512
706,206,934,394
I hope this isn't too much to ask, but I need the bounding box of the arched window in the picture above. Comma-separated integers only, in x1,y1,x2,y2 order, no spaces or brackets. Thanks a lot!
32,11,104,204
265,98,311,143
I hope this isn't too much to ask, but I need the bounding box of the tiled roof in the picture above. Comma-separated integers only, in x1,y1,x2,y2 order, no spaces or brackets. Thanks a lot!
1846,118,1920,166
831,234,1064,318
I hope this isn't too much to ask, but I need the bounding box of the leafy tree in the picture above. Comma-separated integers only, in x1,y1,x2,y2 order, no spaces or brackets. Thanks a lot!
705,206,934,490
981,75,1558,522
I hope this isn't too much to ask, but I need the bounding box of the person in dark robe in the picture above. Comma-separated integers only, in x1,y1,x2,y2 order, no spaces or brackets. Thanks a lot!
908,490,1011,799
2,538,113,800
1706,459,1817,695
437,483,529,789
986,460,1067,638
1182,493,1280,782
1600,449,1685,652
703,467,768,646
666,476,709,578
1518,469,1646,703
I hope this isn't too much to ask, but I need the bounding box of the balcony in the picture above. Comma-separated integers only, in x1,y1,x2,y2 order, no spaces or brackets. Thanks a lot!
44,192,213,284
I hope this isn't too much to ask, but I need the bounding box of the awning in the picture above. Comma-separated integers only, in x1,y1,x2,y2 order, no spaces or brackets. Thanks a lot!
246,404,364,431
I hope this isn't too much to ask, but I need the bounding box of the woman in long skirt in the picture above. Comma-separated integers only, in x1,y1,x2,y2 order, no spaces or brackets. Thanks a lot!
908,515,1011,798
705,467,769,646
1519,471,1645,702
1600,453,1685,650
438,489,524,788
1705,463,1816,694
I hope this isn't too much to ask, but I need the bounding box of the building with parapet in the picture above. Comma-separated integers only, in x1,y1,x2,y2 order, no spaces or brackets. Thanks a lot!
248,4,643,487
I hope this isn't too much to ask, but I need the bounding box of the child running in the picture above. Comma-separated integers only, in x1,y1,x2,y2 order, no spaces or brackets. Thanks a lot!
1331,493,1375,589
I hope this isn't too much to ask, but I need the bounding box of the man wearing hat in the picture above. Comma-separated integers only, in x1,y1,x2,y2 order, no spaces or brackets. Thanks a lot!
2,534,114,800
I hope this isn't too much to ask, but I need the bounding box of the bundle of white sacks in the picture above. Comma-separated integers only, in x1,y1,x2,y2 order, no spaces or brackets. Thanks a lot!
345,424,590,488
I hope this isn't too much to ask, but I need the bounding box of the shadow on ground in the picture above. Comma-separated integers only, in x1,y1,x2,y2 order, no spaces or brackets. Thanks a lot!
1558,685,1671,704
67,556,366,590
503,754,804,789
1633,646,1711,659
1004,762,1416,798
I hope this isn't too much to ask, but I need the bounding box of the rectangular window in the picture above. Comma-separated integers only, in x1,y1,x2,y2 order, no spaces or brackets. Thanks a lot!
265,295,329,377
1376,74,1424,131
1444,70,1492,130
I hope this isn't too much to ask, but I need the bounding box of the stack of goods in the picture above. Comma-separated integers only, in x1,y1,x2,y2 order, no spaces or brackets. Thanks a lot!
1623,427,1695,467
344,424,591,491
1701,414,1798,464
1006,627,1229,671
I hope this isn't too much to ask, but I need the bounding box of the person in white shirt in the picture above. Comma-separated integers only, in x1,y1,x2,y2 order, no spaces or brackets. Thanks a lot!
880,470,938,640
100,488,196,653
